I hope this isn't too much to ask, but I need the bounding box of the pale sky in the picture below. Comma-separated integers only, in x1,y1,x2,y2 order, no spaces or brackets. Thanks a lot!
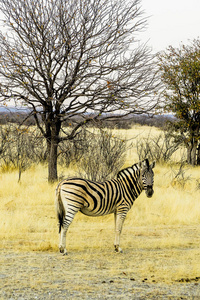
140,0,200,53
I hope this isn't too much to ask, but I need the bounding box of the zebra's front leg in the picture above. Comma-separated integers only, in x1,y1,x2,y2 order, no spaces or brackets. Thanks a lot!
114,212,126,253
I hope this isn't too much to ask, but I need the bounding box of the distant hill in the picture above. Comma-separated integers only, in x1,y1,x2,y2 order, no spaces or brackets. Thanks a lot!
0,106,31,113
0,106,176,128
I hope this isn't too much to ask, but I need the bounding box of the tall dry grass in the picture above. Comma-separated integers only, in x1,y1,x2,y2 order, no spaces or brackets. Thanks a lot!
0,125,200,255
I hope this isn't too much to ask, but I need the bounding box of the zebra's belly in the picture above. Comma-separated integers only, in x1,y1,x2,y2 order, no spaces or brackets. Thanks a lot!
80,207,113,217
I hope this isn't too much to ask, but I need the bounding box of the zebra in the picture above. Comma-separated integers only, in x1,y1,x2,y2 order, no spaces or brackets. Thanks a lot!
55,158,155,255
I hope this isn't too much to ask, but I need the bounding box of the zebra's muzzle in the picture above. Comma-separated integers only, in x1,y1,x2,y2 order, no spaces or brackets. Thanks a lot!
145,186,154,198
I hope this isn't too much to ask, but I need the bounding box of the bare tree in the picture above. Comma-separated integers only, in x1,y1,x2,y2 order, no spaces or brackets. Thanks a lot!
0,0,159,182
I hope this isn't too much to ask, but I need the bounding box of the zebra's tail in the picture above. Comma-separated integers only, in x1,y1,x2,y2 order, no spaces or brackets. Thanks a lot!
55,183,65,233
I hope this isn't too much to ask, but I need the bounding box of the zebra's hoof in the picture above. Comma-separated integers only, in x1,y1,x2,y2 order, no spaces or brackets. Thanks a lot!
59,247,68,255
114,246,123,253
59,246,66,254
115,249,123,253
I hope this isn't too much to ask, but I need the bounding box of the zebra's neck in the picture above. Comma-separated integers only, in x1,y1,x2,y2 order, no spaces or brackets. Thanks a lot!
117,165,143,201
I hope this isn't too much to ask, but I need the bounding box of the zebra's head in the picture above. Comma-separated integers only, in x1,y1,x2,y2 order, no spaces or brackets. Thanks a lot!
139,159,155,198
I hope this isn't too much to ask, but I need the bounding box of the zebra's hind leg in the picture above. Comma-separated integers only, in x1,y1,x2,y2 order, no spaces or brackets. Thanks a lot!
59,226,68,255
59,205,80,255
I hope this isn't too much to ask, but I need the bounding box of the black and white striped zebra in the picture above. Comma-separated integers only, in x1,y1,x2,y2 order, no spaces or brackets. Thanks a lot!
55,159,155,254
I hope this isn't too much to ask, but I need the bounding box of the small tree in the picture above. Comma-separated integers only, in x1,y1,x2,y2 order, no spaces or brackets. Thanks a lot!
136,128,182,163
0,123,47,181
77,129,126,181
158,39,200,165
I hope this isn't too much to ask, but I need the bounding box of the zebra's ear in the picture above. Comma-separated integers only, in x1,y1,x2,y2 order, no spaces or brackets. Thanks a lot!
143,159,149,168
151,161,156,169
138,160,148,169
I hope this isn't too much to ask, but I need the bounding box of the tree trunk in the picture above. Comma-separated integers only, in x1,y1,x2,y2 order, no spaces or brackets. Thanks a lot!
48,138,58,182
187,140,198,166
45,116,61,182
197,144,200,165
191,142,197,165
187,145,192,165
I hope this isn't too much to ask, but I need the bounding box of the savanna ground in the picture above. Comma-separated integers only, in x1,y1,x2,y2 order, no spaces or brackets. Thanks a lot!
0,125,200,299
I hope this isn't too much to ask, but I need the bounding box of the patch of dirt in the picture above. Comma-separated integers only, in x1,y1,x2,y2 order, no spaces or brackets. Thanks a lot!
0,248,200,299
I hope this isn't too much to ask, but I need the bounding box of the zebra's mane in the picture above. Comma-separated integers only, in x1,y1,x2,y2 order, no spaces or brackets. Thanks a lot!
117,163,139,179
117,158,151,179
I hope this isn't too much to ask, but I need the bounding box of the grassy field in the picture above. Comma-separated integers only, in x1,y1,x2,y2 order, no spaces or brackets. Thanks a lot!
0,125,200,298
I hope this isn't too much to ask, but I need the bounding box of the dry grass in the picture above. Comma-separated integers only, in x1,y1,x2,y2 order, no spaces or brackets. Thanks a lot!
0,125,200,288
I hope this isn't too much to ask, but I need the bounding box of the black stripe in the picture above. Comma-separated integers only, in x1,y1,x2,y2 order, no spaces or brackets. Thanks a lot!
62,189,89,206
120,170,137,204
65,181,98,211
